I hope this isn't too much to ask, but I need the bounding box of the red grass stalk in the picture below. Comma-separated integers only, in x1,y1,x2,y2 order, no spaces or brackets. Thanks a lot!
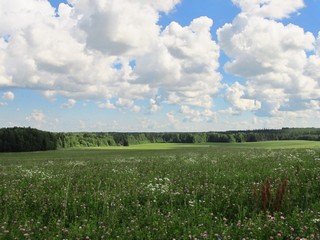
257,177,289,213
273,179,289,211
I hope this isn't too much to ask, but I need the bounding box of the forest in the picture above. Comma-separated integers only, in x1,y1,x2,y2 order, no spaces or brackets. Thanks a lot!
0,127,320,152
0,127,57,152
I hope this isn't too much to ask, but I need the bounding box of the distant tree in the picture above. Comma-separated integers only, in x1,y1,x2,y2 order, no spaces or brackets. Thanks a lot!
0,127,57,152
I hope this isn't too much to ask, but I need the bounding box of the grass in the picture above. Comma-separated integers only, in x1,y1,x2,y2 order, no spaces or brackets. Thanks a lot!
0,141,320,239
230,140,320,149
84,140,320,150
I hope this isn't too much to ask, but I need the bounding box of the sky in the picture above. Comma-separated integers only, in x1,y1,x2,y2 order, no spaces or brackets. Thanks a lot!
0,0,320,132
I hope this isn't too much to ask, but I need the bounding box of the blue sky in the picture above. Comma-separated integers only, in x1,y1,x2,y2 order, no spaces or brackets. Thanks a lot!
0,0,319,132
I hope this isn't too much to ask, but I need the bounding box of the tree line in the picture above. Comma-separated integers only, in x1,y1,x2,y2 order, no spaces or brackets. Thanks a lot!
0,127,57,152
0,127,320,152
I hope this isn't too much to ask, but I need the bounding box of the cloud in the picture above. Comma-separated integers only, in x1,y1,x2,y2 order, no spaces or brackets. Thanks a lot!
218,7,319,116
97,100,116,109
2,91,14,101
0,91,14,106
61,99,77,109
132,105,141,113
150,98,160,113
0,0,221,114
135,16,221,109
132,0,182,13
232,0,305,19
225,82,261,111
0,0,55,35
305,33,320,91
115,98,134,108
179,105,215,122
26,110,46,128
79,120,86,130
166,111,180,128
73,0,160,56
306,100,320,110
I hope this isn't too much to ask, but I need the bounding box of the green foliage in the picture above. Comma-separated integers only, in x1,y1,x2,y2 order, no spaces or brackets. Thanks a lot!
0,145,319,239
0,127,57,152
1,127,320,152
55,132,117,148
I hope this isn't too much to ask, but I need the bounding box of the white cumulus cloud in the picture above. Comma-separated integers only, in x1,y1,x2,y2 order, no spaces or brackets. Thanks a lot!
26,110,46,128
97,100,116,109
166,111,180,128
61,99,77,109
232,0,304,19
149,98,160,113
0,0,221,114
2,91,14,101
218,4,320,116
225,82,261,111
180,105,215,122
135,16,221,109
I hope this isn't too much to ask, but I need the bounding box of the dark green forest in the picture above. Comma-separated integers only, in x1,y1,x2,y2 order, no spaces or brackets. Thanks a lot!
0,127,320,152
0,127,57,152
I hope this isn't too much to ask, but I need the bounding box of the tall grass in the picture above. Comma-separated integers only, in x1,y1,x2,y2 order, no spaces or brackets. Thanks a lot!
0,145,320,239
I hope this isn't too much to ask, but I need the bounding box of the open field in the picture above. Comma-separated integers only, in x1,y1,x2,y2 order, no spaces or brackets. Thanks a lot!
85,140,320,150
1,141,320,239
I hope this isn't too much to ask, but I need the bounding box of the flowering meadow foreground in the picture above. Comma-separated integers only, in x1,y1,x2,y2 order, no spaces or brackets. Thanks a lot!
0,141,320,239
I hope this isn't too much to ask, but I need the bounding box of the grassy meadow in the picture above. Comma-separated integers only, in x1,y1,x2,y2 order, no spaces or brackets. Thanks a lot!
1,141,320,239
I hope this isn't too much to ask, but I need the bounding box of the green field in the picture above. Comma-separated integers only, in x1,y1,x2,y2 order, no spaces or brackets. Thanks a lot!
86,140,320,150
1,141,320,239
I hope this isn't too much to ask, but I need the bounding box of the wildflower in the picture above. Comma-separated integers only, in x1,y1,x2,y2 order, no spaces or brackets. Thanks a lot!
201,231,208,238
188,200,195,207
